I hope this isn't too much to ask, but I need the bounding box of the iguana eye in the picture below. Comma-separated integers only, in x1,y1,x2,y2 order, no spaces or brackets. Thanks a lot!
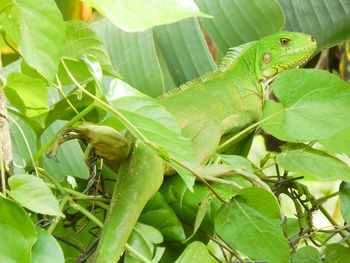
280,38,291,46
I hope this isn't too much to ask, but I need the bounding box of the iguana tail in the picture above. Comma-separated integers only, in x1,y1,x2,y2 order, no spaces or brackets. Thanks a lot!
94,142,163,262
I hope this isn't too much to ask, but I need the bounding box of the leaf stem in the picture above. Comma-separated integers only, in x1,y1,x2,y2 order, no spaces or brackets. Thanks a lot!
313,191,339,206
69,201,103,228
125,244,152,263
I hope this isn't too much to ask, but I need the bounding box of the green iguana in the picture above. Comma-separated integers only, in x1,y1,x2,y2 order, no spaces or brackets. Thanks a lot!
47,31,316,262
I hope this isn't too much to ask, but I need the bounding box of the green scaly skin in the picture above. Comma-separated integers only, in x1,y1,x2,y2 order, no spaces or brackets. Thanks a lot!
47,31,316,262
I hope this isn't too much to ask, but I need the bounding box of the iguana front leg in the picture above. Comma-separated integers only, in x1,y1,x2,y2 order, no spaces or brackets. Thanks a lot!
47,123,131,173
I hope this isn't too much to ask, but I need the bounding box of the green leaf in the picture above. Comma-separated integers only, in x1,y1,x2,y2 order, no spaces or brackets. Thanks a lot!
325,244,350,263
261,100,296,142
174,241,211,263
276,144,350,182
125,223,163,263
8,174,65,217
106,79,196,190
45,81,105,128
4,72,49,128
184,192,214,243
154,17,216,85
277,0,350,51
160,176,239,235
273,69,350,141
0,195,37,250
320,126,350,157
0,224,31,263
82,0,211,32
196,0,285,52
214,187,289,263
31,228,64,263
139,192,186,242
292,246,322,263
339,182,350,223
62,20,119,79
0,0,65,80
92,19,166,97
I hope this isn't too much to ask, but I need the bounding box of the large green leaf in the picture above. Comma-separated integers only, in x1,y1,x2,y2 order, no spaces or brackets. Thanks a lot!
4,72,49,128
0,224,31,263
8,174,65,217
125,223,163,263
320,126,350,157
277,0,350,51
62,20,118,79
261,100,296,142
271,69,350,141
0,195,37,250
276,144,350,182
339,182,350,223
82,0,210,32
105,79,196,189
154,17,216,85
0,0,65,80
292,246,322,263
196,0,285,52
93,19,166,97
31,228,64,263
214,187,289,263
325,244,350,263
174,241,211,263
139,192,186,242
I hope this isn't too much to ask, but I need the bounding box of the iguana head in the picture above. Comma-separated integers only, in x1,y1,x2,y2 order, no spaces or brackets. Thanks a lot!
257,31,317,81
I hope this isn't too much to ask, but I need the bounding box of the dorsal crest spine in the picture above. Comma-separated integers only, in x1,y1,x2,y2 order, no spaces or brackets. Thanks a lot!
158,41,254,101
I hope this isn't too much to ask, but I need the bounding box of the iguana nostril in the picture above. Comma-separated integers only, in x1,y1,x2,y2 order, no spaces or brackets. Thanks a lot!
311,36,315,42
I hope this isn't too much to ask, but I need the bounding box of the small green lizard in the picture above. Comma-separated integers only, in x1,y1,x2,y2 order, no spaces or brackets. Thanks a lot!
47,31,316,262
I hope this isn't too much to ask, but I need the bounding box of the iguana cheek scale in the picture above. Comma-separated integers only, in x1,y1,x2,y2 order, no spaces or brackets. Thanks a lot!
47,31,316,262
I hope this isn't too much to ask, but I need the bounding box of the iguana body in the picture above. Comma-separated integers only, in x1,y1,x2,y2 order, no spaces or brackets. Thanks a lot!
161,31,316,169
47,31,316,262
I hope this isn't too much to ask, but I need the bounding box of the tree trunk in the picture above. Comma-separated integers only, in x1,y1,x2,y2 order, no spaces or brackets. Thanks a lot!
0,54,13,191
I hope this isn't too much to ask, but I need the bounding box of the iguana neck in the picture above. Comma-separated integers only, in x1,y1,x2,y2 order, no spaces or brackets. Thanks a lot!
223,42,264,101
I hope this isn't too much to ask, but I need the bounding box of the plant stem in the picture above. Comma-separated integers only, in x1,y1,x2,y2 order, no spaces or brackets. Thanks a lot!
48,195,70,234
313,192,339,206
69,201,103,228
37,168,67,195
46,182,109,210
318,204,350,246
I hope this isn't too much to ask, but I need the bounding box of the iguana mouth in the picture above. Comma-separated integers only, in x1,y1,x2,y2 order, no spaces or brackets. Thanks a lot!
283,43,317,69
